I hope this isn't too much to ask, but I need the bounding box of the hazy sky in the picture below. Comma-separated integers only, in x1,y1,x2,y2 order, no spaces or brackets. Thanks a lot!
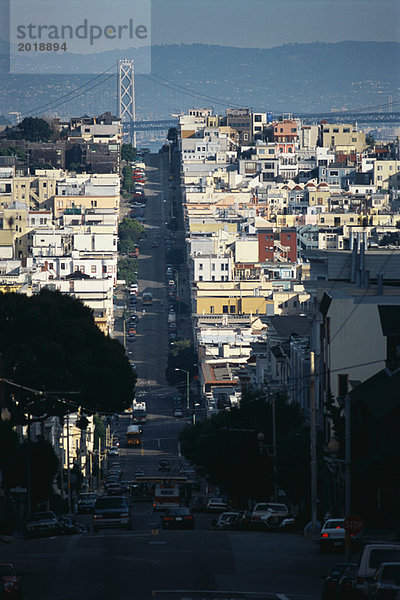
152,0,400,48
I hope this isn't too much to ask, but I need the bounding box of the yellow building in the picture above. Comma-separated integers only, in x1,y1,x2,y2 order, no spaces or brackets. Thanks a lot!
196,293,272,315
321,124,366,153
317,212,359,227
13,170,64,209
373,160,400,190
0,206,30,259
308,189,330,207
49,194,119,220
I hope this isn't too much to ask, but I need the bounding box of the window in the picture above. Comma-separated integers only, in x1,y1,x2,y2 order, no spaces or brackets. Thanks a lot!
79,266,85,273
103,266,107,273
291,128,297,133
199,275,203,281
320,218,325,223
211,264,215,271
377,176,382,181
210,306,214,314
254,115,262,122
61,263,65,270
222,305,229,314
230,305,236,313
91,265,96,273
377,165,382,171
199,263,203,270
352,138,357,142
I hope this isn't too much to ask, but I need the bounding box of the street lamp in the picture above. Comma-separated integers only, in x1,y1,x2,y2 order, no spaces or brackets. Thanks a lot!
174,368,189,411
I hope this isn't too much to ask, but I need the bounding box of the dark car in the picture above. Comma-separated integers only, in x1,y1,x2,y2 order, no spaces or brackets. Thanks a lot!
0,564,22,599
321,563,357,600
58,514,88,535
158,459,171,471
93,496,131,532
161,507,195,530
24,511,60,538
77,492,98,514
337,563,359,598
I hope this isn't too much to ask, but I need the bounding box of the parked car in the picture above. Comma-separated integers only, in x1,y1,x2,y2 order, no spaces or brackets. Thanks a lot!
173,408,183,418
77,492,98,514
106,482,123,496
158,459,171,471
93,496,131,532
251,502,290,522
58,514,88,535
356,544,400,596
206,498,228,513
216,512,239,530
320,518,362,553
0,564,22,599
259,513,296,532
161,507,195,530
367,562,400,598
321,563,357,600
336,563,359,598
24,511,60,538
108,447,119,457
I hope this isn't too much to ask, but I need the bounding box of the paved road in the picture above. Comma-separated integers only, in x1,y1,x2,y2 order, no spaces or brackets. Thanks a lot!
3,154,340,600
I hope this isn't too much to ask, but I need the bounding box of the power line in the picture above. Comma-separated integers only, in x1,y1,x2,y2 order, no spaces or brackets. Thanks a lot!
17,63,117,119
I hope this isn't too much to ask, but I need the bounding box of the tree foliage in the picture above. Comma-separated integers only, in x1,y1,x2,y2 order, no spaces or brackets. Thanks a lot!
7,117,55,142
121,143,137,162
117,257,138,285
0,290,136,421
180,388,310,504
118,217,145,254
165,340,197,386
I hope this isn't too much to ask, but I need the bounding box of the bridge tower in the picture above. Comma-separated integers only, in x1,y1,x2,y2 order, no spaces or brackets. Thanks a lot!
117,59,136,146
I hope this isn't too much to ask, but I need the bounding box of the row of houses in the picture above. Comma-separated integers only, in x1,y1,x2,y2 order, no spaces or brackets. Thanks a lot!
178,108,400,521
0,115,125,488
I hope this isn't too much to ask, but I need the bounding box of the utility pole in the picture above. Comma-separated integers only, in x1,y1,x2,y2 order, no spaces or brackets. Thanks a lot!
66,413,72,514
345,393,351,517
271,393,278,502
310,351,318,530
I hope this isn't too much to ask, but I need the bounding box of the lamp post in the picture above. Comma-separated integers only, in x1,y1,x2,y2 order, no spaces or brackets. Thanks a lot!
175,368,190,411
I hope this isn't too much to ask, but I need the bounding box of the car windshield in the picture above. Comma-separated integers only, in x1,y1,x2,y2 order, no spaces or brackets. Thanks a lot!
370,550,400,569
329,564,351,577
0,565,14,576
324,520,345,529
381,565,400,581
166,508,191,516
254,503,268,511
28,512,55,521
95,498,127,509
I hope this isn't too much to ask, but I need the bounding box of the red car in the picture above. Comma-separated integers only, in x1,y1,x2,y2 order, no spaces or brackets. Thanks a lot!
0,564,22,598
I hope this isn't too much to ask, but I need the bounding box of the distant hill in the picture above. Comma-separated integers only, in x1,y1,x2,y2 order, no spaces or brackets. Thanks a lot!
0,41,398,119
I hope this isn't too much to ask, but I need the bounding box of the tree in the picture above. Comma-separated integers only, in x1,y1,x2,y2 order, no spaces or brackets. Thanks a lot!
165,340,197,386
122,165,133,192
118,217,145,254
11,117,54,142
0,290,136,421
117,257,138,285
366,132,375,146
167,127,177,144
121,143,137,162
180,388,309,505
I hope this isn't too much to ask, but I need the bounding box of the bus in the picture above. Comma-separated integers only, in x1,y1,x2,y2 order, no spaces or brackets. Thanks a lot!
153,484,181,511
130,476,192,503
142,292,153,305
132,401,147,424
126,424,141,447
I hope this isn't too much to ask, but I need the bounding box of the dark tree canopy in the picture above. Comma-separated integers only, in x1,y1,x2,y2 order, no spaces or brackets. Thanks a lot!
121,143,137,162
7,117,54,142
0,290,135,420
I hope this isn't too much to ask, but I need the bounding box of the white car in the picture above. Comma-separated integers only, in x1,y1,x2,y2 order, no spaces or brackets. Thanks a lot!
251,502,289,521
319,518,362,552
206,498,228,513
173,408,183,418
108,447,119,457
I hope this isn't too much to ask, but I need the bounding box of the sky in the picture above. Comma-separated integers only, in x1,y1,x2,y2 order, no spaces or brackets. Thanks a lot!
1,0,399,51
151,0,400,48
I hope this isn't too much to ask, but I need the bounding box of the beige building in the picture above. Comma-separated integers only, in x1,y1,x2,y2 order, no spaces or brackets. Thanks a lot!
320,123,366,153
373,160,400,190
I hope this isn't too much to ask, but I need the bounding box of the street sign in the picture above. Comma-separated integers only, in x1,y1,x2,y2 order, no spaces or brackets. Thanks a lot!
344,514,364,535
